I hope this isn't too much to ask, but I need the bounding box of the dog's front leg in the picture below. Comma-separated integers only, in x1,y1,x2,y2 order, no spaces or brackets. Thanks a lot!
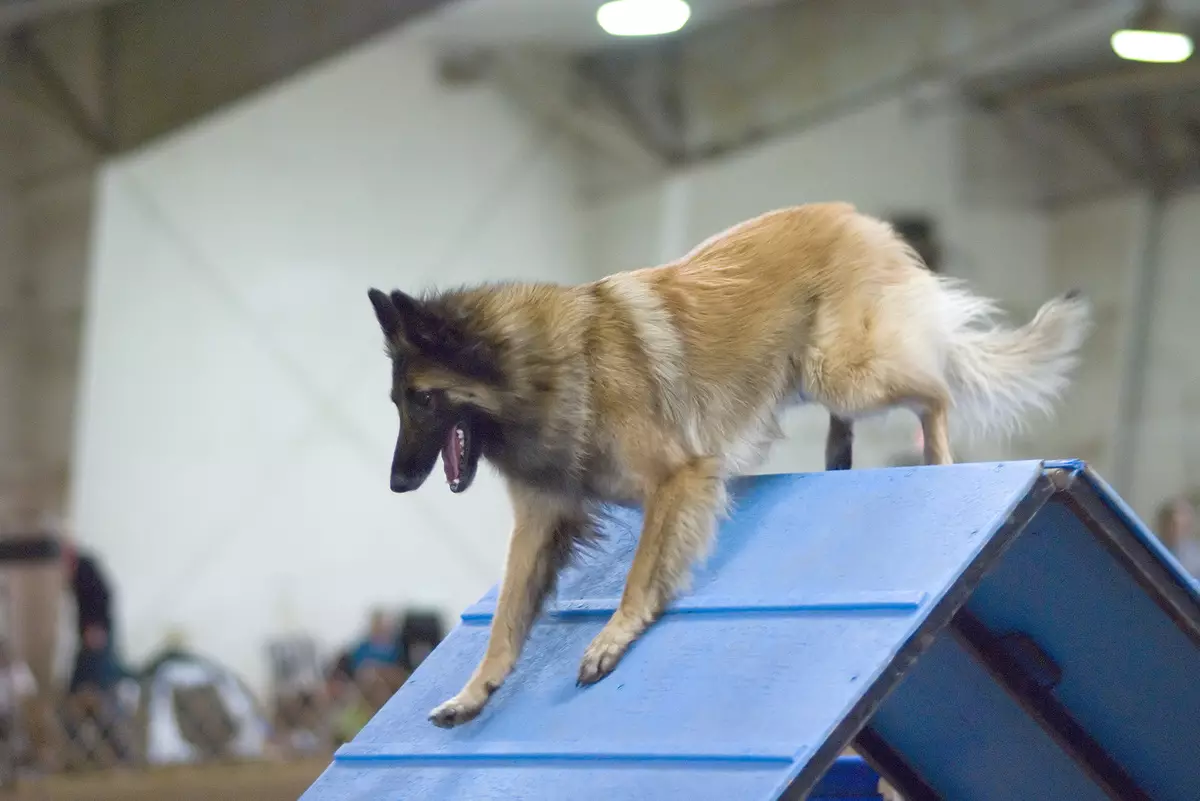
577,456,725,685
429,487,581,728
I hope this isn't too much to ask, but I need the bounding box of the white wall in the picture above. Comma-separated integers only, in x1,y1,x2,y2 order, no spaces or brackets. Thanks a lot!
72,23,589,691
1048,192,1200,518
585,94,1053,473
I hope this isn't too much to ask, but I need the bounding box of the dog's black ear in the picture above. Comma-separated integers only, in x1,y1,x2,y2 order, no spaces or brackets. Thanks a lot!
383,290,439,347
388,290,422,320
384,291,504,383
368,288,401,336
380,290,448,352
369,288,444,348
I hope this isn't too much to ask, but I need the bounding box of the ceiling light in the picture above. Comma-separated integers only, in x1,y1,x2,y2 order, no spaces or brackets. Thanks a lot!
1111,2,1193,63
1111,29,1193,62
597,0,691,37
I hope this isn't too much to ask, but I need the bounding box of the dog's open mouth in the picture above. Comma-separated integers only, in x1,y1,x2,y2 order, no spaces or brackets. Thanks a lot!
442,419,479,493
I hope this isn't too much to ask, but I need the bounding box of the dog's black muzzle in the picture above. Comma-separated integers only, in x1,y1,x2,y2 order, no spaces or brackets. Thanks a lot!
388,430,438,493
390,473,422,493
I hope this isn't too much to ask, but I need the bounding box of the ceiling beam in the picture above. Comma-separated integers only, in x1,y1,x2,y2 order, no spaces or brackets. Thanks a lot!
981,61,1200,109
56,0,451,151
9,25,113,152
485,48,667,176
578,0,1108,166
0,0,121,30
1054,104,1137,180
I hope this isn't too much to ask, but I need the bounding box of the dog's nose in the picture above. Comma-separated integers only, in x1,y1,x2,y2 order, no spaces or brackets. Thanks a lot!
390,473,416,493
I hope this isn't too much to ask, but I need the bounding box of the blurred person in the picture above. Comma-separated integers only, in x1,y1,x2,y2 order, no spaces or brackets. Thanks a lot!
348,609,406,710
60,541,135,762
0,638,37,779
62,621,134,766
62,541,113,648
349,609,401,673
61,541,128,683
266,635,328,755
1155,495,1200,577
397,609,445,672
67,623,128,695
328,649,355,686
62,537,133,681
326,650,371,746
0,503,68,768
0,639,38,720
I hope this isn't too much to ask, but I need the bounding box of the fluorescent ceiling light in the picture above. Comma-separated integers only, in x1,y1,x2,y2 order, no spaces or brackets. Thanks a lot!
597,0,691,37
1111,29,1193,62
1111,3,1193,63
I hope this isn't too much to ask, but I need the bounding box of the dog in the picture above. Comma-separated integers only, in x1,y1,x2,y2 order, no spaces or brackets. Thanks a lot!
367,202,1091,728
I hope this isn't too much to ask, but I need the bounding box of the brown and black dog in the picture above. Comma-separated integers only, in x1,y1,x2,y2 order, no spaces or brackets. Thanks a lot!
367,202,1091,727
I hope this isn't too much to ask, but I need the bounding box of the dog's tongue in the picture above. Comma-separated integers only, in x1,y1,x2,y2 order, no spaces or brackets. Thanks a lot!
442,427,461,485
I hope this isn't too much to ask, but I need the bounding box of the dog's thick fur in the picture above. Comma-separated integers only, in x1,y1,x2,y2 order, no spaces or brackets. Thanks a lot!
367,202,1091,728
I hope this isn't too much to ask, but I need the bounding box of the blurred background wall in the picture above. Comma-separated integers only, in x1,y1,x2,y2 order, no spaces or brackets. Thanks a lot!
73,20,588,692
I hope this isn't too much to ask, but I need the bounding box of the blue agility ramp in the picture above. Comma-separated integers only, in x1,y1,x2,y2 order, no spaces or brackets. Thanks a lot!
303,460,1200,800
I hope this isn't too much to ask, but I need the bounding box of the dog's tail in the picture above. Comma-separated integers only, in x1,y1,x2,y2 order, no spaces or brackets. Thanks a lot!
936,277,1092,439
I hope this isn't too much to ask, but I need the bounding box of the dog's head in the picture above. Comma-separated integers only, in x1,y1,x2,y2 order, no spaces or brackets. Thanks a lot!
368,288,504,495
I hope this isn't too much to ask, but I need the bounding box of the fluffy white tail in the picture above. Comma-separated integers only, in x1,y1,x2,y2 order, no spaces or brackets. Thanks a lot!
937,278,1092,439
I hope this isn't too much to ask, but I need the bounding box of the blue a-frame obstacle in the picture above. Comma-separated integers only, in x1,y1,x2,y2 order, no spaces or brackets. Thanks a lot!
302,460,1200,800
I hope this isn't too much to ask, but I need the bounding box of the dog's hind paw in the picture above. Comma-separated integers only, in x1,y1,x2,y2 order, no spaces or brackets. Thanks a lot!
428,696,484,728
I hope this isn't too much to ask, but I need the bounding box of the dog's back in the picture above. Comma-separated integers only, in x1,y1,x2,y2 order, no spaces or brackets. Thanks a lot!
581,202,1086,471
584,203,938,472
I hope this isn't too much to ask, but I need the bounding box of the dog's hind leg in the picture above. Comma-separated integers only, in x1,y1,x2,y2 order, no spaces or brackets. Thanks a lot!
577,456,726,685
919,400,953,465
825,414,854,470
429,487,585,728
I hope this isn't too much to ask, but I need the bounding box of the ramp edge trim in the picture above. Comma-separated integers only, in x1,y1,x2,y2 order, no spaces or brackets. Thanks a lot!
461,592,928,622
334,743,797,766
1058,467,1200,648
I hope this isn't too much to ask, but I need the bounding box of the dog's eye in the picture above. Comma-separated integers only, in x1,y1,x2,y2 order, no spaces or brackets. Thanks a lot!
410,390,435,408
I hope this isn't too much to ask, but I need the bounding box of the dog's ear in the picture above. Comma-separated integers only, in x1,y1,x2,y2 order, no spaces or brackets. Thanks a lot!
368,288,401,336
385,290,504,384
387,290,422,321
368,288,447,349
387,290,458,354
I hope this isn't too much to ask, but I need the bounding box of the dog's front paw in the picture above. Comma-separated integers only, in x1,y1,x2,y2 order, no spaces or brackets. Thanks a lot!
577,624,636,686
428,695,485,728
